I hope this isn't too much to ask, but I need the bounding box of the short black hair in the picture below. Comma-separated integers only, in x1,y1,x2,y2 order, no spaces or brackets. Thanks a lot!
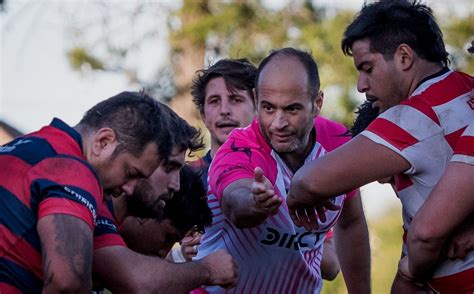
256,47,320,98
78,91,174,160
191,58,257,113
342,0,449,66
163,165,212,234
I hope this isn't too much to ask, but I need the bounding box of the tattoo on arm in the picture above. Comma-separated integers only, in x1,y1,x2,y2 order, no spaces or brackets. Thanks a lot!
39,214,93,290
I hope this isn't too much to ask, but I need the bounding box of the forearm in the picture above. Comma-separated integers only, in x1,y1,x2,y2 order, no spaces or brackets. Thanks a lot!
222,181,268,228
407,233,444,280
93,246,210,293
334,196,371,293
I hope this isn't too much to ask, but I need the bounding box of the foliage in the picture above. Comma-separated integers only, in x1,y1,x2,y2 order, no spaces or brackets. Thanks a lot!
66,1,473,125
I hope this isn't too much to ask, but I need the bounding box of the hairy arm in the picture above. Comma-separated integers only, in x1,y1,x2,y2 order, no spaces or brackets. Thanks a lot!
93,246,237,293
334,192,371,293
408,162,474,279
38,214,93,293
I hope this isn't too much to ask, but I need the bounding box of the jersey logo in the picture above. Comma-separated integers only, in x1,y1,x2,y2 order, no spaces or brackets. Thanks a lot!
468,97,474,110
0,139,33,153
230,140,252,160
260,227,323,250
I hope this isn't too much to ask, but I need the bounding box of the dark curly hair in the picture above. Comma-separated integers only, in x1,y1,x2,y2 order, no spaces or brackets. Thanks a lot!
163,165,212,233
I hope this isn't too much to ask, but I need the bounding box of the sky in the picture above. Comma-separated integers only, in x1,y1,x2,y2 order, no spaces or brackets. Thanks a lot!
2,0,470,219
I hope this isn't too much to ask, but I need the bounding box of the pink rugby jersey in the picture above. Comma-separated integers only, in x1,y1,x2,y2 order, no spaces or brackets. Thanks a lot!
361,68,474,290
195,116,355,294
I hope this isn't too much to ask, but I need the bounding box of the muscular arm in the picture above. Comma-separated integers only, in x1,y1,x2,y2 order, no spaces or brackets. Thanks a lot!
288,136,410,228
93,246,237,293
334,192,371,293
221,168,281,229
408,162,474,279
221,178,267,228
38,214,93,293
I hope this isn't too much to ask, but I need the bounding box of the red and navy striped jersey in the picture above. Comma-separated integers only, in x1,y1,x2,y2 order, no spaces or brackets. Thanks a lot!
93,199,126,251
0,118,103,293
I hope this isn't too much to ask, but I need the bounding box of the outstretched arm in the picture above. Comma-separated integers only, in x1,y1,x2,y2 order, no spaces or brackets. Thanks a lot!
38,214,93,293
222,167,282,228
334,192,371,293
93,246,237,293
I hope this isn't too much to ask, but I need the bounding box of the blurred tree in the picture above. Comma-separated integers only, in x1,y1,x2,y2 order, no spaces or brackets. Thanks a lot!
65,0,473,128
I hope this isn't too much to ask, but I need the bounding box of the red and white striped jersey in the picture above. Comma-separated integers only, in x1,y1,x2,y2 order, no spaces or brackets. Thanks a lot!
361,68,474,288
452,123,474,164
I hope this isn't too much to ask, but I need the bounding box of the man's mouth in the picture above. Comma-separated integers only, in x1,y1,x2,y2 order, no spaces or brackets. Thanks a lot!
216,121,239,129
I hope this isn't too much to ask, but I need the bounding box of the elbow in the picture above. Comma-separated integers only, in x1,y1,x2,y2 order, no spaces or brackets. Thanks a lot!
409,221,444,250
322,267,340,281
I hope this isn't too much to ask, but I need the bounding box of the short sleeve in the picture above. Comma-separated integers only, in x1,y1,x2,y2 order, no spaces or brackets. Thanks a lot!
451,124,474,165
209,137,271,200
361,103,446,176
29,156,103,230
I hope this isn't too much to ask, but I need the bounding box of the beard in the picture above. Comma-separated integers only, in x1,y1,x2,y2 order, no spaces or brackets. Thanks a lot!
126,180,168,219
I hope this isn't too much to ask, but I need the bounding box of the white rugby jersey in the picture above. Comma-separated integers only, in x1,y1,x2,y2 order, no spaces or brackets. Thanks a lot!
195,117,355,294
361,68,474,285
452,123,474,164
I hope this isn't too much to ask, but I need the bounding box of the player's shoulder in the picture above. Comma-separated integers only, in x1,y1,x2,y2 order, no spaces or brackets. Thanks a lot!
315,116,351,152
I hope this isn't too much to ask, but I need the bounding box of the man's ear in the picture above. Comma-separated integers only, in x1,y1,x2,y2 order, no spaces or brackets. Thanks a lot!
395,44,415,71
314,91,324,116
92,128,117,157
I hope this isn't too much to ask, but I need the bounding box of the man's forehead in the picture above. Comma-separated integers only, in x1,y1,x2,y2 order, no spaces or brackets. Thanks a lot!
163,149,185,166
258,56,308,88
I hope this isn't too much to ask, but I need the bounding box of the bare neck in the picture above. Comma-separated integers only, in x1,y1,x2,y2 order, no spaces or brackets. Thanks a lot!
406,61,445,98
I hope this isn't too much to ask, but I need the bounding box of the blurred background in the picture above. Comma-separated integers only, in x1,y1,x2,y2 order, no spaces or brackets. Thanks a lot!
1,0,473,292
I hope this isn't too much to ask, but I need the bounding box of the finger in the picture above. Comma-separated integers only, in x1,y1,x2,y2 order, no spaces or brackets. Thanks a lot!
260,194,281,207
252,184,274,200
324,200,341,211
316,206,327,223
306,208,319,231
289,208,302,227
297,209,313,231
254,167,264,183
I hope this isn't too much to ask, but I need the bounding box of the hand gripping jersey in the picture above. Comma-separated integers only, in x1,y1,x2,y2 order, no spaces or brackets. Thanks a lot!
0,118,103,293
195,116,355,294
361,68,474,292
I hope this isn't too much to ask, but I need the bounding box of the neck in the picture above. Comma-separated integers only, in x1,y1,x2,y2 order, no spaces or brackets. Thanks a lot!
210,141,221,159
279,130,315,173
74,125,92,161
406,61,444,98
